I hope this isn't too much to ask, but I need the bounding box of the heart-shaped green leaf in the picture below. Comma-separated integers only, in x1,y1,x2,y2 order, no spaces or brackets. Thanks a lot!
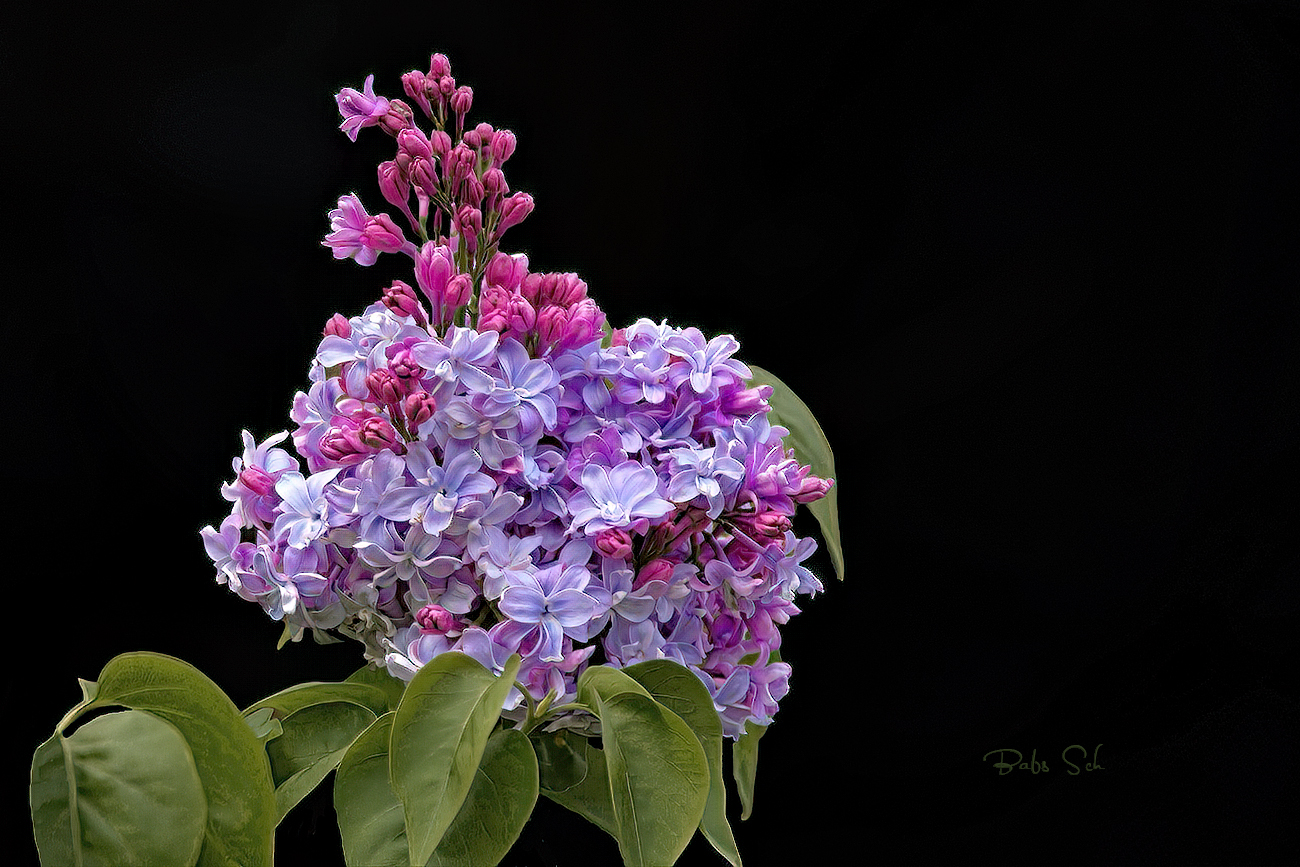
265,701,377,822
390,651,521,867
64,652,277,867
335,713,407,867
622,659,742,867
580,666,710,867
425,728,539,867
244,680,390,719
31,709,208,867
536,732,618,838
748,363,844,580
345,664,409,712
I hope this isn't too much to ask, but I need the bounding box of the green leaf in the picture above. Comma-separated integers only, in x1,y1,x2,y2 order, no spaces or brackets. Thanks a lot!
334,713,407,867
732,721,768,821
578,666,710,867
243,708,283,744
748,363,844,580
31,710,208,867
265,701,377,822
425,728,539,867
243,680,390,719
66,652,277,867
390,652,522,867
537,733,618,839
622,660,742,867
345,664,409,712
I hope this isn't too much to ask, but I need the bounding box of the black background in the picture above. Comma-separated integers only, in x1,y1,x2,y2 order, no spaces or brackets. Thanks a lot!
6,2,1299,865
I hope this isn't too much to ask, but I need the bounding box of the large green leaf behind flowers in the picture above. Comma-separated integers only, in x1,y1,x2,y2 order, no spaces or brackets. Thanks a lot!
748,364,845,580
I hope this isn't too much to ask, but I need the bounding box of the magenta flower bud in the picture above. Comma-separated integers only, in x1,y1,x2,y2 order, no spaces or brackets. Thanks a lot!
416,604,462,636
505,293,536,337
429,54,451,79
403,391,437,429
444,273,473,309
560,298,605,350
319,425,367,466
323,312,351,338
633,557,676,591
481,167,508,209
401,70,433,118
415,242,454,311
455,205,483,251
535,305,569,354
474,122,494,141
461,173,485,207
359,416,400,450
366,367,406,406
437,75,456,97
734,510,792,541
380,279,422,319
361,213,408,254
595,527,634,560
429,129,452,158
397,126,433,161
377,160,417,230
478,283,509,321
387,346,423,382
238,466,276,497
450,85,473,116
490,129,517,166
519,272,544,306
379,98,415,137
496,192,534,234
445,143,476,186
540,272,588,307
792,475,834,504
461,128,482,150
485,251,529,291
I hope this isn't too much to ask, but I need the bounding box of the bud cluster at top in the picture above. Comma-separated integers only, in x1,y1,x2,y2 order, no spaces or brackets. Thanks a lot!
202,54,833,739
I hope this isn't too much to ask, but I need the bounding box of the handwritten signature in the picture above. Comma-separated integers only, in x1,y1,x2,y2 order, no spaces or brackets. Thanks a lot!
982,744,1105,776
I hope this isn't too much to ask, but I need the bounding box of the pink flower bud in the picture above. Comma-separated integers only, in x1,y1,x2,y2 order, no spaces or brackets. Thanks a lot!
380,279,422,320
361,213,407,253
428,53,451,79
792,475,834,504
490,129,517,166
519,273,544,306
319,425,366,466
359,416,400,450
481,167,508,209
416,603,462,636
445,143,476,187
444,273,473,309
561,298,605,350
634,557,676,591
496,192,534,234
403,391,437,429
437,75,456,98
455,205,483,251
450,85,473,116
535,305,569,354
401,70,433,118
461,173,485,207
387,346,423,382
323,312,351,338
540,272,588,307
594,528,633,560
415,242,454,312
505,293,536,339
239,466,276,497
379,99,414,137
485,251,529,291
429,129,452,158
366,367,406,406
733,510,791,541
377,160,416,231
397,126,433,161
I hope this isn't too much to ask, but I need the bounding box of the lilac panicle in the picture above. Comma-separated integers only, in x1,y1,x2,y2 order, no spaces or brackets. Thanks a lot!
207,51,834,740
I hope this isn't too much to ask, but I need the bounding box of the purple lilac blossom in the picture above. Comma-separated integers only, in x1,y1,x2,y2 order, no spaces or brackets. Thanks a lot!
204,53,835,741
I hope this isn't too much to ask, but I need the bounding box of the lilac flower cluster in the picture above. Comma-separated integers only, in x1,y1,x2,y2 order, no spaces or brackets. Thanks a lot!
201,54,832,738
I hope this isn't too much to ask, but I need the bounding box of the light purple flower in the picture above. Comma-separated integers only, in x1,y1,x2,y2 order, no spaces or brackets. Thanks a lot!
273,468,342,548
376,440,494,536
497,562,606,662
567,460,675,536
336,74,390,142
